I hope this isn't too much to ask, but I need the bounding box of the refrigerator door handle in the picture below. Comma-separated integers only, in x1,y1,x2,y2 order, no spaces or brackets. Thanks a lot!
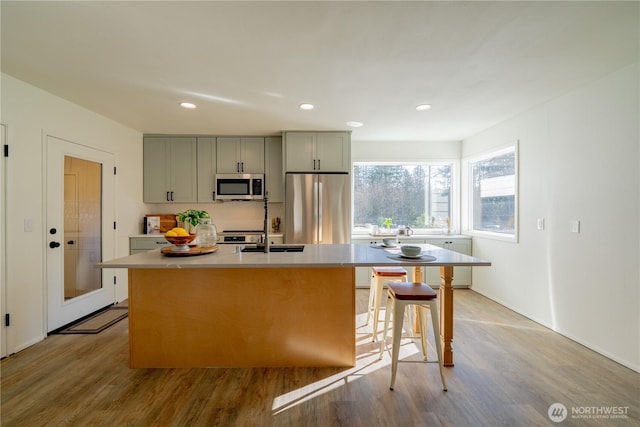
317,180,322,243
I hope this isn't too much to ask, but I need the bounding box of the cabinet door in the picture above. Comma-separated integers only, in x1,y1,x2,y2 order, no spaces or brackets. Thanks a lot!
284,132,316,172
168,138,198,202
143,137,171,203
216,137,241,173
316,132,350,172
266,136,283,202
143,136,197,203
239,137,265,173
217,137,265,173
197,137,216,202
424,238,472,287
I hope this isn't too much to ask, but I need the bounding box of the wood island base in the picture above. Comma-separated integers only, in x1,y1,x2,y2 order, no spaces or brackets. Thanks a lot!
127,267,355,368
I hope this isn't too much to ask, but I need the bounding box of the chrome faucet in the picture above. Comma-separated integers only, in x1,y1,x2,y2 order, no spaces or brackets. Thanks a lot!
263,191,270,253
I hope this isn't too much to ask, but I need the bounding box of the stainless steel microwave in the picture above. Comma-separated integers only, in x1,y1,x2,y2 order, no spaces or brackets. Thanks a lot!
215,173,264,200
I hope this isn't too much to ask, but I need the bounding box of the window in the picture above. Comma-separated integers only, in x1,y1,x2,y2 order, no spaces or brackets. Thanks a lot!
466,143,518,241
353,162,455,233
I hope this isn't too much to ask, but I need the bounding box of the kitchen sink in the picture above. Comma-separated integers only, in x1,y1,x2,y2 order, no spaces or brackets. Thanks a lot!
241,245,305,253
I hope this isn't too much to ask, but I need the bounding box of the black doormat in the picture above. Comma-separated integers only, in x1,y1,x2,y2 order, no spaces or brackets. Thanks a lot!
58,306,128,334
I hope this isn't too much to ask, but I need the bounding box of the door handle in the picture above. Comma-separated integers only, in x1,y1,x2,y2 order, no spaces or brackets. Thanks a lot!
49,241,61,248
67,240,75,245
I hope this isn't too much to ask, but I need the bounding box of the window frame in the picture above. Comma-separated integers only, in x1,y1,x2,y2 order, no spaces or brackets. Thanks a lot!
462,142,519,243
351,160,459,236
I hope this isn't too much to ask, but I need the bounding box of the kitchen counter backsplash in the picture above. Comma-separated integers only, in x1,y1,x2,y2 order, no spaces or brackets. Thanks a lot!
141,201,284,234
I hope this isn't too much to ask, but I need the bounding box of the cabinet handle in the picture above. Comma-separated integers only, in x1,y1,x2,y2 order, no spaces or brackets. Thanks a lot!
313,159,317,170
317,159,320,170
241,162,244,172
170,191,174,202
212,191,216,201
166,191,171,202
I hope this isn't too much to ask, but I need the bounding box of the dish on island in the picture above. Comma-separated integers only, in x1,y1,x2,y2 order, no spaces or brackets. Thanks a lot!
369,243,398,249
387,254,437,262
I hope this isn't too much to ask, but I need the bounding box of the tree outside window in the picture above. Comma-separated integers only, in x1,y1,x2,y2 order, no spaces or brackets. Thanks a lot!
353,163,453,231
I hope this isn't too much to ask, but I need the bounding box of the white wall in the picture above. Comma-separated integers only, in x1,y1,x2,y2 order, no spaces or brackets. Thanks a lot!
461,62,640,371
352,140,460,161
1,74,144,354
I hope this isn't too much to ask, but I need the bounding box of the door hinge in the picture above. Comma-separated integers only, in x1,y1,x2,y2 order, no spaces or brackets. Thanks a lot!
113,221,117,230
5,313,10,327
3,145,8,157
113,166,117,175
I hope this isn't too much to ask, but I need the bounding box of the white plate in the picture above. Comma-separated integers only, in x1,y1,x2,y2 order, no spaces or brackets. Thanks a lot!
399,253,422,259
387,254,437,262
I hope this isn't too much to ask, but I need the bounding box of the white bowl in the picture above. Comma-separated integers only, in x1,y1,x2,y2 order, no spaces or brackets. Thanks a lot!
400,245,421,257
382,238,396,246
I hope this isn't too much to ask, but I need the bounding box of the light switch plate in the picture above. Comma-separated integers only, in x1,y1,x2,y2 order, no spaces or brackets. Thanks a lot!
24,218,33,232
537,218,545,230
570,220,580,233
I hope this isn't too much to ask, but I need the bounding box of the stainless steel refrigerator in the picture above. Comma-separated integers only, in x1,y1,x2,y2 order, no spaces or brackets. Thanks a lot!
285,173,350,244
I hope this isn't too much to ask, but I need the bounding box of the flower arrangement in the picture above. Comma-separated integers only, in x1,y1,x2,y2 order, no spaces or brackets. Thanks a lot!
176,209,210,231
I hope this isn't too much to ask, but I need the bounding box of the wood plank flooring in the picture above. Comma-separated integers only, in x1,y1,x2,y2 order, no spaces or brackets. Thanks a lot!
1,289,638,426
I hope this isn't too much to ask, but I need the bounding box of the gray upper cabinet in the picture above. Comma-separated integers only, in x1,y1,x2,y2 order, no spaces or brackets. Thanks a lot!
196,137,217,202
266,136,283,203
284,131,350,173
143,136,197,203
216,137,265,173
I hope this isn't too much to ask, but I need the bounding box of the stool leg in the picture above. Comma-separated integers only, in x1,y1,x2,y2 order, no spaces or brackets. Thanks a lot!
379,292,392,360
417,306,428,360
389,299,405,390
429,300,447,391
371,277,385,341
365,271,376,325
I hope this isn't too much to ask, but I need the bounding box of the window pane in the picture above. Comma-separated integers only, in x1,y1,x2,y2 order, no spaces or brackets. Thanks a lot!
353,163,452,230
470,147,516,235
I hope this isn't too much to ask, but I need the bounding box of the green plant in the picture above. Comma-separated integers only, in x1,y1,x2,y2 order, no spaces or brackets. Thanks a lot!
383,218,393,229
177,209,210,228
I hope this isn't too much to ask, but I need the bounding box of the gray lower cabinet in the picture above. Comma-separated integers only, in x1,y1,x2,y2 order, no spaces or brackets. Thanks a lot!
130,235,171,255
352,236,472,288
422,237,472,288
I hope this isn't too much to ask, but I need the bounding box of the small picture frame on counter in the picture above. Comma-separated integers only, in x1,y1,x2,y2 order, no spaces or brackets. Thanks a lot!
145,216,161,234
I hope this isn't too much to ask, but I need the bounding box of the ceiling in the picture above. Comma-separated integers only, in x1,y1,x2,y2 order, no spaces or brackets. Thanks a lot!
1,1,638,142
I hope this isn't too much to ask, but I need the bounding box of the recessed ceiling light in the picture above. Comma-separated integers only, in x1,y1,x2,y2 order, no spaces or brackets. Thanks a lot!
346,121,364,128
180,102,197,109
299,103,314,110
416,104,432,111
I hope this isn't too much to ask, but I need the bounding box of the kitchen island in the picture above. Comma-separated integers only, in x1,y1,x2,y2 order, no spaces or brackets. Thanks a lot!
99,244,490,368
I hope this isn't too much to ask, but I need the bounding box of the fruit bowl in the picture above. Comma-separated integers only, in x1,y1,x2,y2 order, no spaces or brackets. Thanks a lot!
165,234,196,251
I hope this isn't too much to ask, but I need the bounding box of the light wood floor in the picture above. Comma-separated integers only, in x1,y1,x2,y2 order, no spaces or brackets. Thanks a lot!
1,289,637,426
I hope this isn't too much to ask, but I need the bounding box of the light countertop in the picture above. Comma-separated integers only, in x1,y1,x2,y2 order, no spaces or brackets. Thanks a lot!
99,243,490,269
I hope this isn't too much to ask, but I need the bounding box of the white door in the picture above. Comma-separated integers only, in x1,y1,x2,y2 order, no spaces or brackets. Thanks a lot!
46,135,116,331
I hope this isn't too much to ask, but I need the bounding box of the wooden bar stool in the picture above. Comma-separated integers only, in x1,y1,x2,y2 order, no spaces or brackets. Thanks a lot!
366,267,408,341
379,281,447,391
